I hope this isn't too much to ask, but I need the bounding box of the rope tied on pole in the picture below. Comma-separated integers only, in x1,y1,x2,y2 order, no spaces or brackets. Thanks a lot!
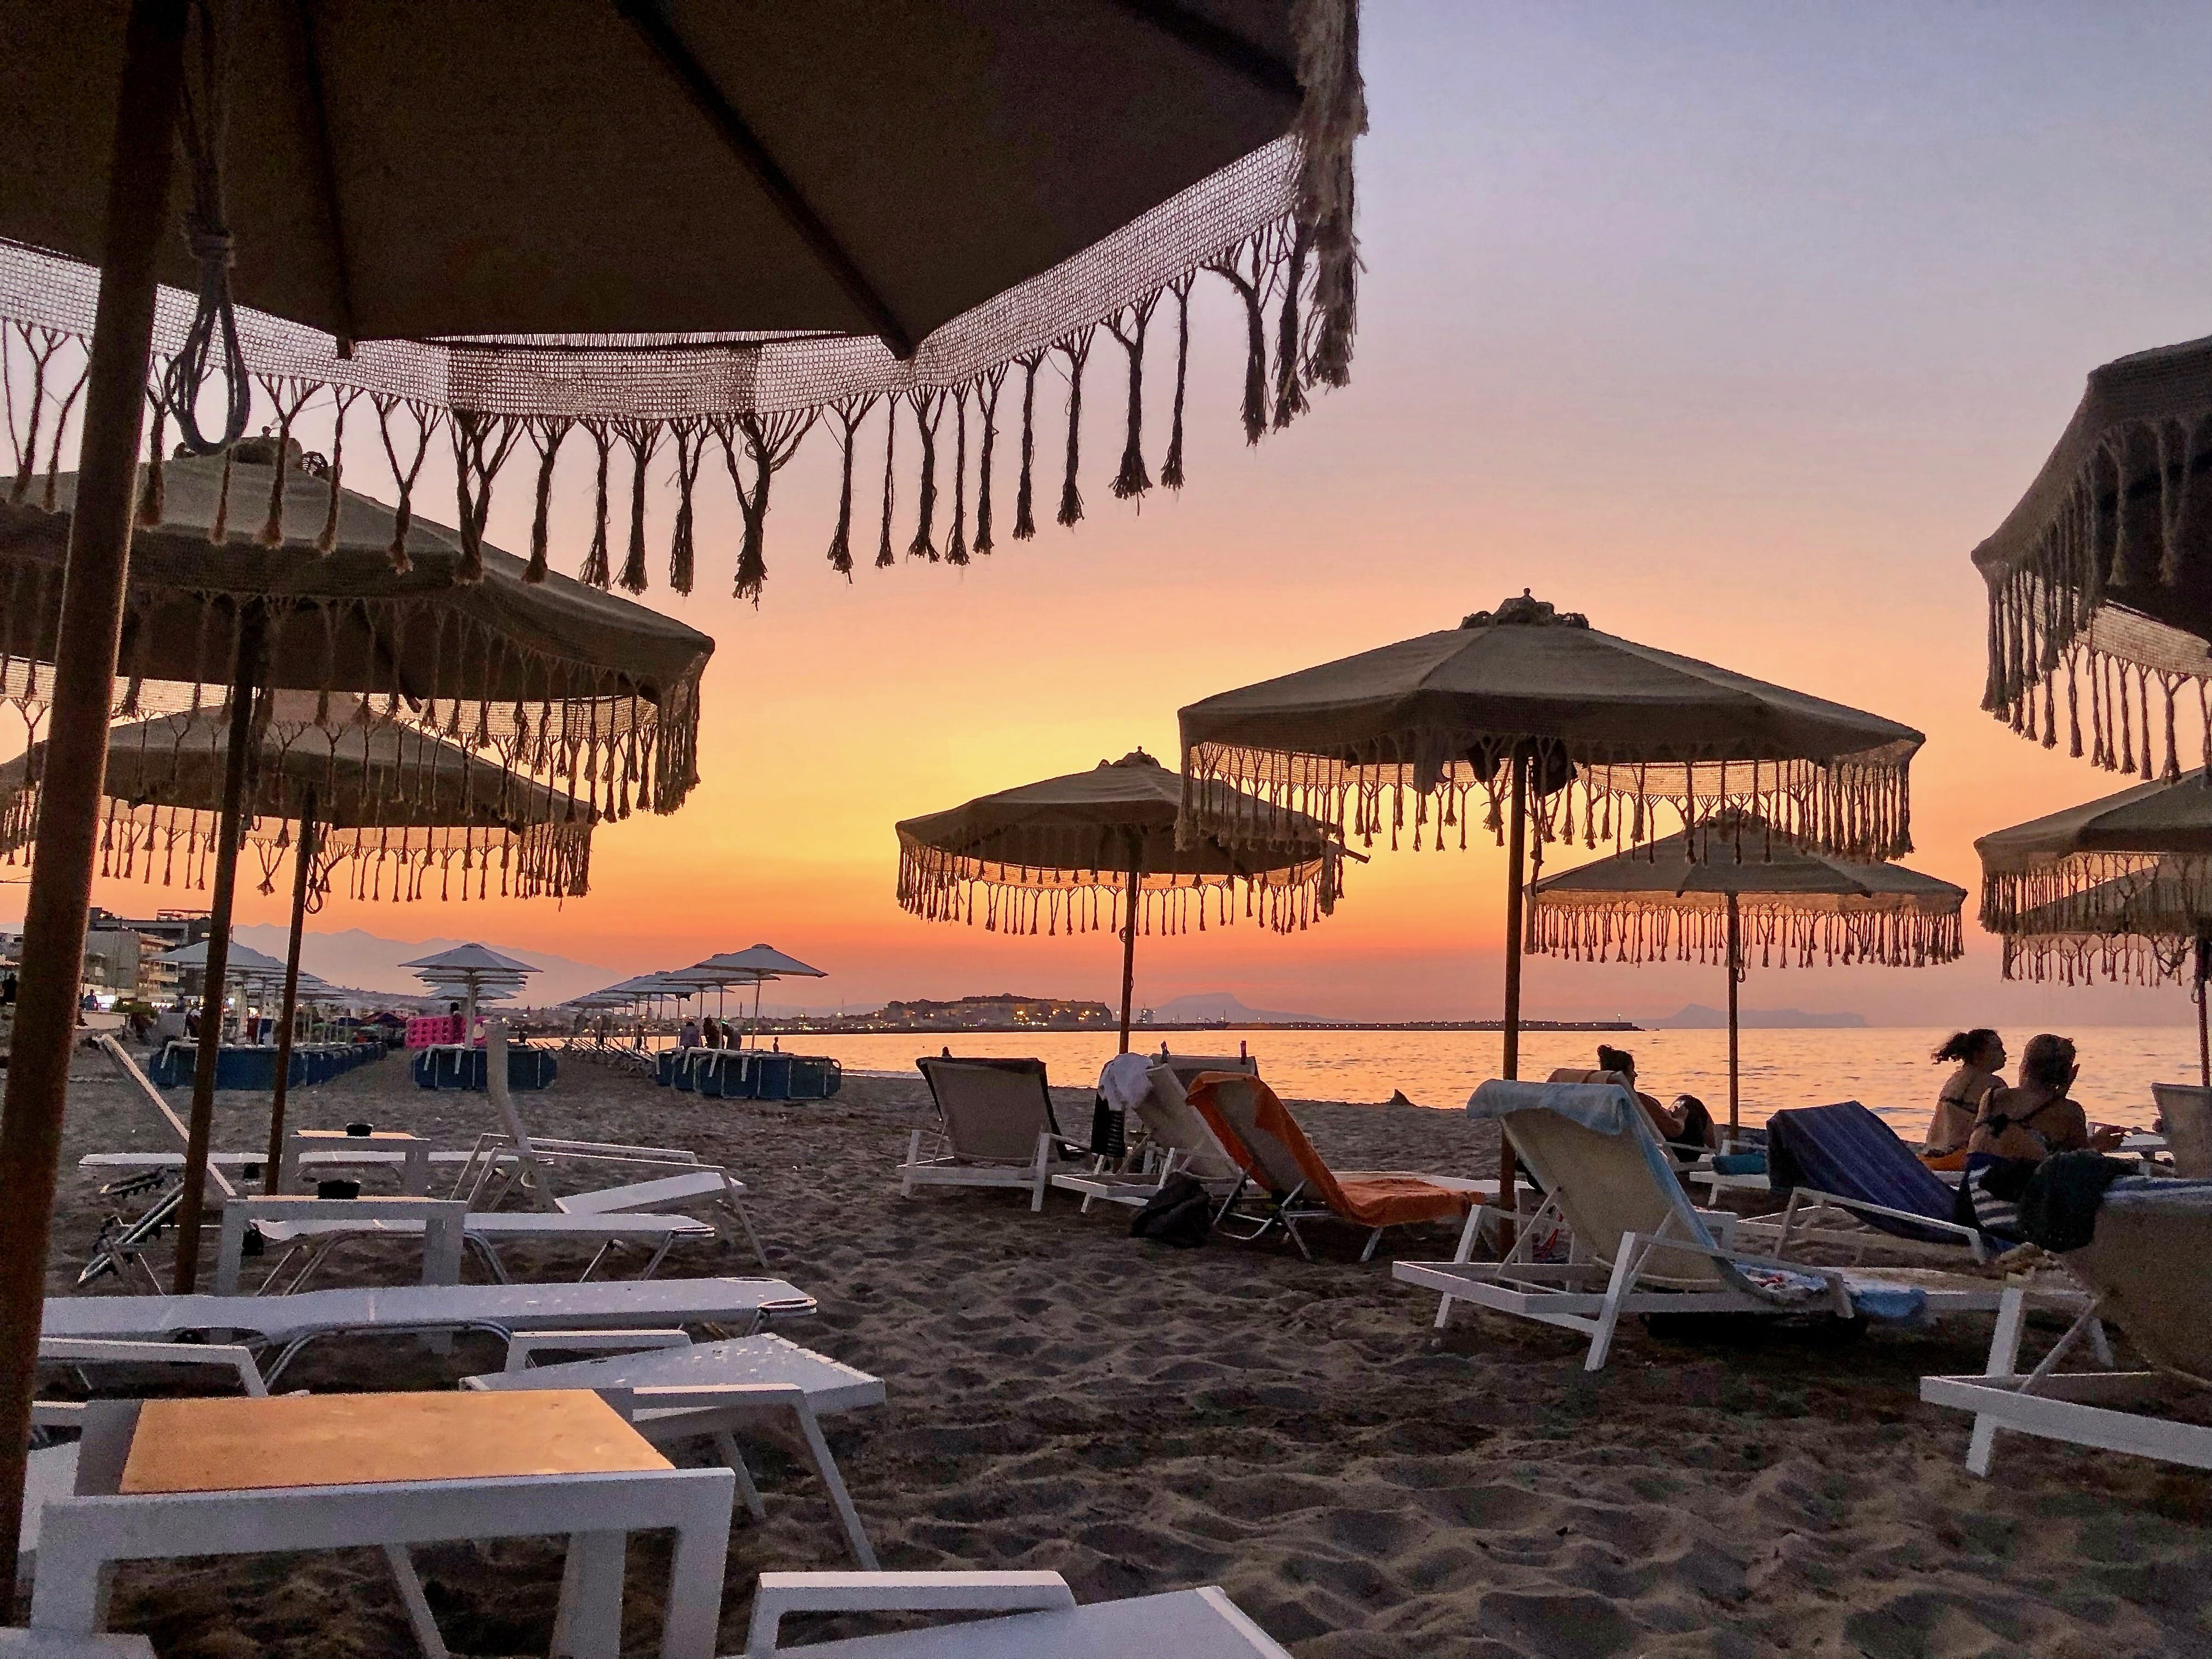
161,0,249,457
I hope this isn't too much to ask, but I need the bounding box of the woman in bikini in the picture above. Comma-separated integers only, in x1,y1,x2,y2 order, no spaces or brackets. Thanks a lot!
1923,1029,2006,1170
1956,1034,2124,1240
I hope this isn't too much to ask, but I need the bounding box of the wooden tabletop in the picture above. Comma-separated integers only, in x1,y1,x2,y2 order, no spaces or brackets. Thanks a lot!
296,1128,421,1143
120,1390,669,1495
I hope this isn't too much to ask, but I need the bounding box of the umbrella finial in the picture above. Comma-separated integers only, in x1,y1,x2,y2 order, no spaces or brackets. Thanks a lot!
1462,591,1588,630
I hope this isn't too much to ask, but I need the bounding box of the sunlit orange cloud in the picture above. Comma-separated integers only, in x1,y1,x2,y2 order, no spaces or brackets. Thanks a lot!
30,7,2212,1028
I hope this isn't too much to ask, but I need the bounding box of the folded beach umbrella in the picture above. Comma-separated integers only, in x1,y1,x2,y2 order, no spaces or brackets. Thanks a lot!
1178,591,1923,1195
896,749,1347,1050
0,0,1366,1577
1530,812,1965,1130
1979,769,2212,1081
1973,336,2212,779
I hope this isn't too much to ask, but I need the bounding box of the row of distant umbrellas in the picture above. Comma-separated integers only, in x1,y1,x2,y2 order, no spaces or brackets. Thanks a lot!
572,945,827,1044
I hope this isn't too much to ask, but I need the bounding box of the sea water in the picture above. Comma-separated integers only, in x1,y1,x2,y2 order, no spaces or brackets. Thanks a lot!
768,1026,2194,1137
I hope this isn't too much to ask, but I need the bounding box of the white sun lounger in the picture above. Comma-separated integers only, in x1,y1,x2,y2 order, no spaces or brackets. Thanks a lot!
901,1059,1086,1212
1395,1080,2019,1370
467,1333,887,1567
212,1195,716,1295
1052,1063,1248,1212
1923,1179,2212,1475
737,1572,1294,1657
40,1277,815,1386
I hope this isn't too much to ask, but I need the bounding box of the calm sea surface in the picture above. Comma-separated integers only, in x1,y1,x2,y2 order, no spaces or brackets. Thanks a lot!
751,1026,2195,1137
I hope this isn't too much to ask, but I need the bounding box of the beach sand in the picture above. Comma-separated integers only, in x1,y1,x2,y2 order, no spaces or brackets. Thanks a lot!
31,1041,2212,1657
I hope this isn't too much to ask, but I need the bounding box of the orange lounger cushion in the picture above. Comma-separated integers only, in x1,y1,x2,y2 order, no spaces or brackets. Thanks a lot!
1330,1175,1476,1228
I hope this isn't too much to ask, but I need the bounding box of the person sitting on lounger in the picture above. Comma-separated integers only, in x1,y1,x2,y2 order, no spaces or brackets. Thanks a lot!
1956,1033,2124,1239
1923,1028,2006,1170
1595,1045,1716,1158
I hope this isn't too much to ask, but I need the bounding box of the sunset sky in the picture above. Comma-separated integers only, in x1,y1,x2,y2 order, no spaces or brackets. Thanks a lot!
26,3,2212,1025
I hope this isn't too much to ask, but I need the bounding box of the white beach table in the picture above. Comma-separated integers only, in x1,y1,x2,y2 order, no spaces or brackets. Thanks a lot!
739,1574,1294,1657
29,1390,733,1659
41,1277,815,1385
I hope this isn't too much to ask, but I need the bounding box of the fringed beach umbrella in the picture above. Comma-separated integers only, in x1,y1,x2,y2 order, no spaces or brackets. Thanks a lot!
1530,813,1965,1131
0,1,1367,1590
896,750,1347,1050
1177,592,1923,1199
0,687,594,1189
1979,770,2212,1082
0,443,703,1295
1974,335,2212,780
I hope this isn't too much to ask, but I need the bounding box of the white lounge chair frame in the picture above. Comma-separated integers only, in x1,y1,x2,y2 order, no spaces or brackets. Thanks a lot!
469,1331,885,1568
901,1059,1085,1212
1735,1186,1995,1265
29,1397,734,1659
1395,1081,2016,1370
41,1277,817,1387
1052,1063,1248,1213
740,1571,1293,1658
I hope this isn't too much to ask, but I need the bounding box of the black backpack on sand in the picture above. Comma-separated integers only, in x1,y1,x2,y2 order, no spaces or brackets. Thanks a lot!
1131,1174,1213,1248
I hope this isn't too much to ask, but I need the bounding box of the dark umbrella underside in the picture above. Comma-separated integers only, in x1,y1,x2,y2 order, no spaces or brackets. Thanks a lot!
0,1,1365,602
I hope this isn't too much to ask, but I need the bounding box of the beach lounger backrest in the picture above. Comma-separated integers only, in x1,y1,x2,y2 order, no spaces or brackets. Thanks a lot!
1186,1074,1344,1206
917,1058,1059,1163
2151,1084,2212,1179
1161,1052,1258,1092
2066,1181,2212,1383
1764,1101,1965,1244
1474,1081,1728,1291
1137,1066,1243,1182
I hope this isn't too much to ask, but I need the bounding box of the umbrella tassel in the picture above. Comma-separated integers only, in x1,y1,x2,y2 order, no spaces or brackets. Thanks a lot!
580,419,614,589
209,442,234,543
317,387,359,552
1106,294,1157,500
374,395,439,573
1013,350,1043,539
7,324,58,504
524,416,573,585
1162,275,1194,490
825,397,871,577
619,420,660,593
877,399,898,568
1273,227,1312,430
906,391,944,560
667,419,705,594
946,388,969,566
453,411,521,585
257,377,312,543
1057,330,1092,527
1209,236,1271,443
138,366,168,527
974,368,1005,552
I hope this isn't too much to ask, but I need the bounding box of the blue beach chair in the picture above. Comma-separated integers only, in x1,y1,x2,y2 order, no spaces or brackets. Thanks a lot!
1752,1101,1994,1261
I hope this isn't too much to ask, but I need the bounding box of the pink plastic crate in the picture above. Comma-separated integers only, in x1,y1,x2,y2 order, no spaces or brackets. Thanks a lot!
405,1014,464,1049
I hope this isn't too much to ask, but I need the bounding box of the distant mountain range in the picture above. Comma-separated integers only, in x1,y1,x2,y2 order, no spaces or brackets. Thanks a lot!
1147,992,1343,1026
1647,1004,1867,1030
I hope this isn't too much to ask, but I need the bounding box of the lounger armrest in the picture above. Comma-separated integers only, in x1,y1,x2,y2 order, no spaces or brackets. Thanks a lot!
1772,1188,1985,1243
522,1136,703,1163
745,1572,1077,1657
1627,1232,1850,1290
32,1400,88,1428
37,1337,268,1396
502,1329,693,1373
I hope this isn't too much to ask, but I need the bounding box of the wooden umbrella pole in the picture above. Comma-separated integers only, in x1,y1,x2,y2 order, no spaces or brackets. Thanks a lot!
0,0,189,1612
1726,892,1742,1136
1497,750,1529,1236
1118,845,1142,1053
173,606,264,1292
264,799,318,1193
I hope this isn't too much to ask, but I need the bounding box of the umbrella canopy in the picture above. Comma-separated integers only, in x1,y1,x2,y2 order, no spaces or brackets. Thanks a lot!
1977,770,2212,984
688,944,828,981
401,943,541,977
1973,335,2212,777
0,447,713,819
0,2,1364,600
897,749,1345,1047
0,692,594,904
1177,592,1923,864
1531,818,1966,972
157,938,285,978
898,751,1345,936
1531,815,1965,1130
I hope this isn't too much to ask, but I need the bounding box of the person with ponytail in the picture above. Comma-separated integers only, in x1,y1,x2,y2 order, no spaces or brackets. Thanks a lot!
1924,1029,2006,1170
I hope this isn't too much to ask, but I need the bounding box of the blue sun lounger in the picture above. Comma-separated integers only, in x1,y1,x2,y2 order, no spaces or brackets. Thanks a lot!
1751,1101,1993,1260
